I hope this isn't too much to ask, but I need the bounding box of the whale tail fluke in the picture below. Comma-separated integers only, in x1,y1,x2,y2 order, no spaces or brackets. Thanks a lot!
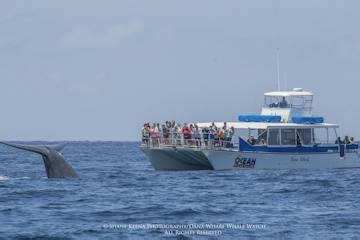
0,141,77,179
0,141,48,155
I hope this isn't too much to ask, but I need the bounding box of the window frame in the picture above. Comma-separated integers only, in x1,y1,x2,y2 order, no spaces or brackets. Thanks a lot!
280,128,296,146
267,128,281,146
296,128,313,146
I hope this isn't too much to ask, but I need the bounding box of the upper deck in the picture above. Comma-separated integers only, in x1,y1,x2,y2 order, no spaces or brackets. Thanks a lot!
261,88,314,122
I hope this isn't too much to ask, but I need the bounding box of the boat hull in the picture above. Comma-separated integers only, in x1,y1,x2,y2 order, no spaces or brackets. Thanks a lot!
141,147,213,171
203,150,360,170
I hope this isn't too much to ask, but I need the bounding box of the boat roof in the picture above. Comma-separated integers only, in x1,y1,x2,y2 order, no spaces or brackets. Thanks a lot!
196,121,338,130
264,90,313,97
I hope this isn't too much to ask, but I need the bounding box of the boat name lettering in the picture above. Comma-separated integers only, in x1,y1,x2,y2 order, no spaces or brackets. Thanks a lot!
234,157,256,168
290,157,309,162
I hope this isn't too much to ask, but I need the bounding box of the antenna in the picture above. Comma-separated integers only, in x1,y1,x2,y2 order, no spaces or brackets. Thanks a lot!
276,49,281,91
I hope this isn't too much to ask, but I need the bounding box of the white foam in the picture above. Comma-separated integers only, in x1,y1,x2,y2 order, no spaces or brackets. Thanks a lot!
0,175,31,181
0,175,11,181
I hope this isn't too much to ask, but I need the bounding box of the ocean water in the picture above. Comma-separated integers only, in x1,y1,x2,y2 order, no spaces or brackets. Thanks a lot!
1,142,360,239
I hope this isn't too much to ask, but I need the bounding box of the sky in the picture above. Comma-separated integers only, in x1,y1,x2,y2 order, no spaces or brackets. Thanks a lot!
0,0,360,141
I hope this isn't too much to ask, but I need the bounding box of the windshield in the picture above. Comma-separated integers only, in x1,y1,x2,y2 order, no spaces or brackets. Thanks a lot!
264,95,313,110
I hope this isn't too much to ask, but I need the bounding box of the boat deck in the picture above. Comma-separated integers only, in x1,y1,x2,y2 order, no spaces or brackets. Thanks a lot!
141,133,239,152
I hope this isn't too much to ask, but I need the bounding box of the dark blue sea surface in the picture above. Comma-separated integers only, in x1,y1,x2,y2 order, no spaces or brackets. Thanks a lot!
1,142,360,239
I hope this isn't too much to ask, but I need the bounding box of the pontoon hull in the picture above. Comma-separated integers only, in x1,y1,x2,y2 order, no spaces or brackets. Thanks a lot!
141,147,213,170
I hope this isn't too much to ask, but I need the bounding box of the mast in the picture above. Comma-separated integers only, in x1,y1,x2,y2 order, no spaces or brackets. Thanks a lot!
277,48,281,91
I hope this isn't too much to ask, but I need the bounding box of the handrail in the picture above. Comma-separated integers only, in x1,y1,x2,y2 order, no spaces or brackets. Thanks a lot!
141,131,237,150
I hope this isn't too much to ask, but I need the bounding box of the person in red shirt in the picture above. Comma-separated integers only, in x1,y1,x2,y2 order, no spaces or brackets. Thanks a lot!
182,124,191,145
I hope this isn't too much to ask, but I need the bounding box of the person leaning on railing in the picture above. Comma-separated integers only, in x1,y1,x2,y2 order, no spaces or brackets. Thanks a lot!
217,128,224,147
170,128,176,145
176,124,182,145
194,124,202,147
149,123,160,146
182,124,191,145
162,124,170,144
141,123,150,144
209,126,216,146
202,127,210,146
189,124,195,146
224,126,235,147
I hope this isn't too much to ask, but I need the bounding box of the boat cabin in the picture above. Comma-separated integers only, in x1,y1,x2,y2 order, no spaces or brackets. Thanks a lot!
237,122,358,155
242,123,339,147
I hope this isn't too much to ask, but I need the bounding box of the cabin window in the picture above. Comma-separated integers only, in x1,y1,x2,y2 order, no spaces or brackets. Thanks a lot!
291,97,304,108
265,96,290,108
268,129,280,145
281,128,296,145
313,128,337,144
296,128,312,145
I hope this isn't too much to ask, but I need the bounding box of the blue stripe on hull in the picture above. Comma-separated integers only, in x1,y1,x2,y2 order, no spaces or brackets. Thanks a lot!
239,137,359,153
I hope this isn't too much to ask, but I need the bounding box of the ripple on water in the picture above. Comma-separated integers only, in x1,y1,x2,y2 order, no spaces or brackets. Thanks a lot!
1,142,360,239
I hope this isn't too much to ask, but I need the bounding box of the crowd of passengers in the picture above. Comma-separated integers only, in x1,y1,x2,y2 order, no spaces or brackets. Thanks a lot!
336,136,356,145
142,121,235,147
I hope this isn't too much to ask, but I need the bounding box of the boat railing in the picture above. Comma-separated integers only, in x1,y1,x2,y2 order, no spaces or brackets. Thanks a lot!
140,131,238,150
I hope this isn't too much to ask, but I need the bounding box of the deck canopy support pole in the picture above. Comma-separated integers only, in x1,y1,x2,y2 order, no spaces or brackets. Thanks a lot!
326,128,329,144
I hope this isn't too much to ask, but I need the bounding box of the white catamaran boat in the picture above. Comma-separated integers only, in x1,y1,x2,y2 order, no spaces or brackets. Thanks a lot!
141,88,360,170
